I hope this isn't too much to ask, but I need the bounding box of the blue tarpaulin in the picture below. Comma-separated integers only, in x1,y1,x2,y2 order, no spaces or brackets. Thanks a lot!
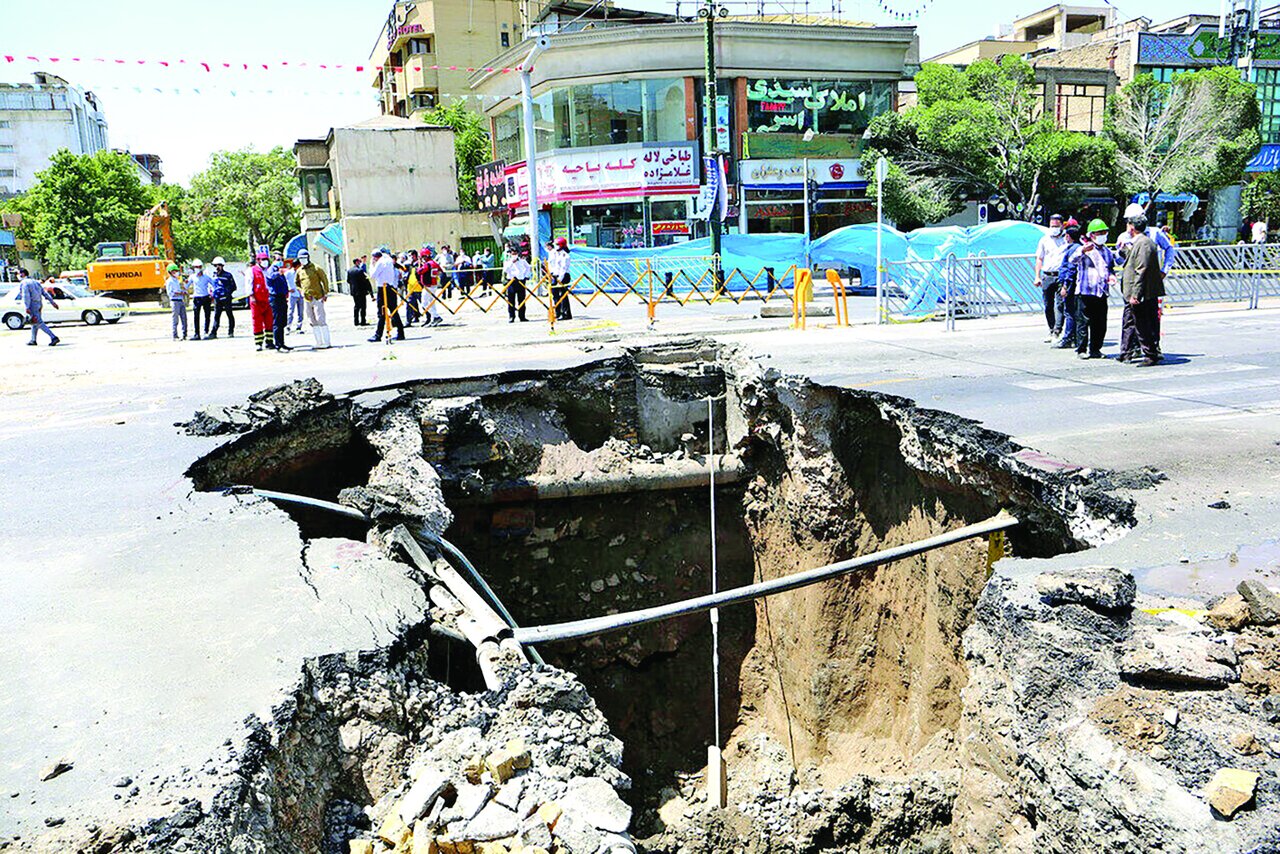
563,221,1047,301
316,222,344,255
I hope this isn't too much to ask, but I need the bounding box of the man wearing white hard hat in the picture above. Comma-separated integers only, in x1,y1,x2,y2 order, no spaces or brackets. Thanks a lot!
295,248,332,349
208,256,237,338
188,259,214,340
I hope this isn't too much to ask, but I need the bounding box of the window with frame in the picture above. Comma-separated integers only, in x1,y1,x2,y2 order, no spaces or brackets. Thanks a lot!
0,169,15,177
0,144,12,153
501,32,510,48
301,170,332,208
1254,68,1280,144
1054,83,1107,133
407,38,432,55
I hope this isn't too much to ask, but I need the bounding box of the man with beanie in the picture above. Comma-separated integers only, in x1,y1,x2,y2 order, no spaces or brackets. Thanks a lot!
295,249,331,348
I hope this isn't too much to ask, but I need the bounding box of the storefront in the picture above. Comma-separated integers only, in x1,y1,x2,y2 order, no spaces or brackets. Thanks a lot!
739,157,870,237
493,141,700,249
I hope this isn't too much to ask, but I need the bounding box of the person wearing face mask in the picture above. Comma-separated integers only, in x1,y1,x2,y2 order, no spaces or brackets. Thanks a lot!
208,257,237,338
267,262,293,352
1054,223,1082,350
1034,214,1068,342
249,251,275,351
295,249,332,349
1071,220,1117,360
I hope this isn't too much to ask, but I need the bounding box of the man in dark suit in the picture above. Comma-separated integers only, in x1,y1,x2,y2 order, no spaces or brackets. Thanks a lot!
1119,213,1166,367
347,257,371,326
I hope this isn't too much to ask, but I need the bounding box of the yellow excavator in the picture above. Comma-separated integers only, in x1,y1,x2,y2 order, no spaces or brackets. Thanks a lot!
86,201,175,300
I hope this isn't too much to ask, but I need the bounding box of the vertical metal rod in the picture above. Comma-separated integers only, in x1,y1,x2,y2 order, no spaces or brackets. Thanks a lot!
803,157,812,271
708,395,721,749
704,0,721,269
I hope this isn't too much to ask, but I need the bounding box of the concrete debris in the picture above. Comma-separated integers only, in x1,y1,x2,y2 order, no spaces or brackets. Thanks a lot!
39,759,73,781
1206,594,1252,631
178,377,333,435
1204,768,1259,818
1237,580,1280,625
1035,566,1136,611
560,776,633,833
1120,628,1239,688
1229,732,1262,755
465,800,520,841
397,767,453,825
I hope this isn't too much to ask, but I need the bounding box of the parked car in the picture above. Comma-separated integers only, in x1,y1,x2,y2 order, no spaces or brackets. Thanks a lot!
1,282,129,330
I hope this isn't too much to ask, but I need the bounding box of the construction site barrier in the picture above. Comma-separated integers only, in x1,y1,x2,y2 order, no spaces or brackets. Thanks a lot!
880,243,1280,325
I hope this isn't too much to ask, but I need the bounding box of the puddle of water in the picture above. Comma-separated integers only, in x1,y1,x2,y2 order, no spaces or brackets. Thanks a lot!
1133,539,1280,599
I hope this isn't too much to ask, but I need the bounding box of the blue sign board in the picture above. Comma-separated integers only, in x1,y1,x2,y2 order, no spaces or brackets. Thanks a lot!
1246,144,1280,173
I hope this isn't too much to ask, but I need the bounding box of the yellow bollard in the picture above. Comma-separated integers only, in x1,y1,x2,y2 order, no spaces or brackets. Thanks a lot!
793,268,813,329
825,268,848,327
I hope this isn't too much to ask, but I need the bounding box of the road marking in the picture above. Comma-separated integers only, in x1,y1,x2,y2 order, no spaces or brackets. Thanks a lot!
1160,399,1280,420
1012,363,1263,390
1078,375,1280,406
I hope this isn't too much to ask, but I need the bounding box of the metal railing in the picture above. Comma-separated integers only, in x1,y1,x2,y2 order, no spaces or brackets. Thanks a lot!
882,243,1280,324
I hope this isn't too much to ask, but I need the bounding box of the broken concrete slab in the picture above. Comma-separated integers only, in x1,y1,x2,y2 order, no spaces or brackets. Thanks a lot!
397,767,453,826
1204,768,1259,818
1035,566,1136,611
559,776,632,834
1237,580,1280,625
465,800,520,841
1120,628,1238,689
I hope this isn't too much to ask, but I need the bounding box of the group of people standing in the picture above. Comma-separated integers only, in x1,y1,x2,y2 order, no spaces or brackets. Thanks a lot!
163,251,331,352
1034,203,1173,367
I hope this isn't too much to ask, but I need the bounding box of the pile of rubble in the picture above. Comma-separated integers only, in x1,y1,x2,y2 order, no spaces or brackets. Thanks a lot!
178,378,335,436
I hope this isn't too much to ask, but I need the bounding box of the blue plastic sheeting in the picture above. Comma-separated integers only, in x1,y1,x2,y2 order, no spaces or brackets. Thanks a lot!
561,221,1046,302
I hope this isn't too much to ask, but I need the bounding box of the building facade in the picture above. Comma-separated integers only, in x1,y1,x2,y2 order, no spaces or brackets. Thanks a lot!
470,17,918,247
0,72,108,198
370,0,524,118
294,115,491,283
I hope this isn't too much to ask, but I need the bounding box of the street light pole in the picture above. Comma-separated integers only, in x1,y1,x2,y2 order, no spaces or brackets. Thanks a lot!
520,36,550,313
702,0,722,281
875,156,887,325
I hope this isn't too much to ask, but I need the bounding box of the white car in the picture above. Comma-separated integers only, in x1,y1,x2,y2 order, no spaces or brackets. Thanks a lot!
1,282,128,330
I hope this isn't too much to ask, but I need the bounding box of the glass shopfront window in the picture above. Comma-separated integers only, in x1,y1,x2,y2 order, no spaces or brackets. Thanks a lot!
745,78,893,135
572,201,646,248
491,78,687,159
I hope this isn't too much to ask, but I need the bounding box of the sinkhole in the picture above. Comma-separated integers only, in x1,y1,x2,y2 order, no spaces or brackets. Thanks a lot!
185,341,1133,851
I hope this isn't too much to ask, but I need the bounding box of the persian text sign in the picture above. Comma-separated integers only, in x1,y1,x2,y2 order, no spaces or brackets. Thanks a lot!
476,160,507,212
504,143,700,207
739,158,864,187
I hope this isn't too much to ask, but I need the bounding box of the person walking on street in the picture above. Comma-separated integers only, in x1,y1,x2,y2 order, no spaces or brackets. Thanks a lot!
19,269,59,346
347,257,371,326
405,255,423,325
295,249,331,349
249,251,274,351
188,259,214,340
1034,214,1068,341
369,247,405,342
1119,210,1165,367
166,263,190,340
208,256,237,338
503,246,531,323
286,259,304,334
1072,219,1117,360
267,262,292,351
548,237,573,320
439,245,456,298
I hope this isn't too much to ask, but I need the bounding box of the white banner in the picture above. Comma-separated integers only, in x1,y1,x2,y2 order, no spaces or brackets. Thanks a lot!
739,158,864,187
504,143,699,208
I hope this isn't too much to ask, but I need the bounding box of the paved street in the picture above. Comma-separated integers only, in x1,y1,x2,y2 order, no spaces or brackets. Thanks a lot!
2,294,1279,841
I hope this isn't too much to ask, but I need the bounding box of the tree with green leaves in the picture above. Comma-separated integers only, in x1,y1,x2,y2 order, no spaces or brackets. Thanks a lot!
423,100,490,211
149,182,243,263
185,147,300,255
1105,67,1260,213
0,148,153,273
1242,172,1280,227
862,55,1118,224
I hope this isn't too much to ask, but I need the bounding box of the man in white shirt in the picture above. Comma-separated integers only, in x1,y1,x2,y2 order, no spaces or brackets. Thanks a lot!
502,245,532,323
1034,213,1068,340
548,237,573,320
368,247,405,342
187,259,214,340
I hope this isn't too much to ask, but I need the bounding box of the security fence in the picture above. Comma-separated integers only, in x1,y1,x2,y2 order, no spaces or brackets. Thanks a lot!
882,243,1280,324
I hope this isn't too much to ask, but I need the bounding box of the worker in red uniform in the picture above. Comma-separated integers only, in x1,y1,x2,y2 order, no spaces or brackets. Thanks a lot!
249,251,275,351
